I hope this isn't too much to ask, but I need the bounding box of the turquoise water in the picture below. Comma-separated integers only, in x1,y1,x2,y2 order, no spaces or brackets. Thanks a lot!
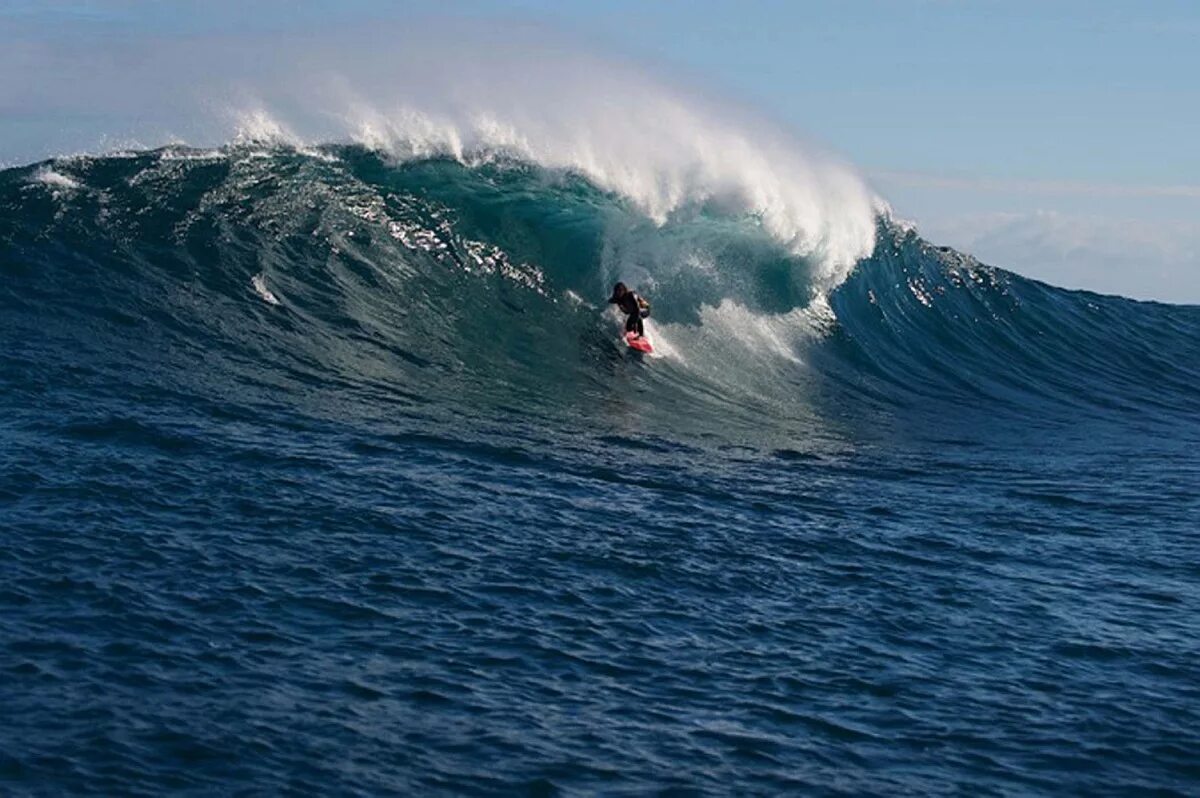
2,146,1198,795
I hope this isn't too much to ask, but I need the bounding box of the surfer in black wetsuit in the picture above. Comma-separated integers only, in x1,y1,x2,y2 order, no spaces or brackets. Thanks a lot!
608,282,650,338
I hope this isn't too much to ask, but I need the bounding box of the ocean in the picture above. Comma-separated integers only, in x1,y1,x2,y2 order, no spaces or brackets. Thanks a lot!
2,143,1198,795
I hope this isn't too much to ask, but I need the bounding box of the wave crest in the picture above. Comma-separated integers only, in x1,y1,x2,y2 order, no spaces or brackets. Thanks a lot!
6,21,882,292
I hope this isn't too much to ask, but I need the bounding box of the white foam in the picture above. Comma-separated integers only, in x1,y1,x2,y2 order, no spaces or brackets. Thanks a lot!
30,167,83,191
639,319,683,362
251,273,280,305
231,109,301,148
644,297,845,394
159,148,226,162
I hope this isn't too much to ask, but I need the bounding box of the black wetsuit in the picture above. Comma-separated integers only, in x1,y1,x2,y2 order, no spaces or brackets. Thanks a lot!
609,292,648,336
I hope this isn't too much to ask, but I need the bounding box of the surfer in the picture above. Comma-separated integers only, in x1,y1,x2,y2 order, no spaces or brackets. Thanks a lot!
608,282,650,338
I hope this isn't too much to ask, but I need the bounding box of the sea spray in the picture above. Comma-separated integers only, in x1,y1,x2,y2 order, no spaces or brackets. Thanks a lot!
3,22,881,291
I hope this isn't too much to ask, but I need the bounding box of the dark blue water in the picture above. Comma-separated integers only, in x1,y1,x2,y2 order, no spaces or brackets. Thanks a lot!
2,146,1199,796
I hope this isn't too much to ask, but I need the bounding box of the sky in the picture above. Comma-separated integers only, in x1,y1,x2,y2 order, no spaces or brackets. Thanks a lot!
2,0,1197,302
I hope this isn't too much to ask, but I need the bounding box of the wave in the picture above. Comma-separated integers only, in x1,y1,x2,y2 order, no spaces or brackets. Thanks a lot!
2,145,1198,444
4,23,880,290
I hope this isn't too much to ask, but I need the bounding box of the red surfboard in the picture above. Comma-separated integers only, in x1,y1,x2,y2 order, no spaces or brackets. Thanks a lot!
624,331,653,354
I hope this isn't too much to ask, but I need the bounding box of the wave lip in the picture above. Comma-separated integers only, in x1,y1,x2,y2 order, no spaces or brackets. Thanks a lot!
327,96,881,293
3,21,882,291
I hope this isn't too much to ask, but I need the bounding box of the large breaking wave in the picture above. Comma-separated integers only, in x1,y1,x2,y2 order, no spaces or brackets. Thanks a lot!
3,24,880,292
3,144,1197,447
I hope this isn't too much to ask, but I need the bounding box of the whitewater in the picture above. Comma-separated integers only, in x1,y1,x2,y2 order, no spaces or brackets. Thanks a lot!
2,30,1200,797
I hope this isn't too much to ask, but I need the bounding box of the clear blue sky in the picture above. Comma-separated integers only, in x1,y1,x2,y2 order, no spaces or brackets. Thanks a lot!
4,0,1198,301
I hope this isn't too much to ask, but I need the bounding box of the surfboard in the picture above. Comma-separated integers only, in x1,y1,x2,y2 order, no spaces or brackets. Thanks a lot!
624,331,653,354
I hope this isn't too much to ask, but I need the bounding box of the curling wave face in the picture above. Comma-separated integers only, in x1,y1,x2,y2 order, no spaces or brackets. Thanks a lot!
2,145,1196,437
4,24,881,291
